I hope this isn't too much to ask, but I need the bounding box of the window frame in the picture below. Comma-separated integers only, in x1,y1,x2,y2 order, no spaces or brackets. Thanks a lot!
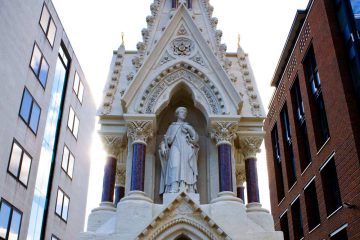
0,198,23,240
290,195,304,240
29,43,49,89
67,107,79,139
271,123,285,203
39,4,57,47
303,177,321,232
61,145,75,179
19,88,41,135
7,139,32,187
72,72,84,104
55,188,70,223
279,210,290,240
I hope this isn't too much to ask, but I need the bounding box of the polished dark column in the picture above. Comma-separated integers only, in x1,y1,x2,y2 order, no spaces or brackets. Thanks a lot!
245,157,260,203
130,143,146,191
218,143,233,192
114,185,125,207
101,156,117,203
237,185,245,202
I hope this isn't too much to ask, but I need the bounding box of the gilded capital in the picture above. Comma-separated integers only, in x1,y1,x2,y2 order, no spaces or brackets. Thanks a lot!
239,136,263,160
127,121,153,145
211,121,238,145
101,135,125,158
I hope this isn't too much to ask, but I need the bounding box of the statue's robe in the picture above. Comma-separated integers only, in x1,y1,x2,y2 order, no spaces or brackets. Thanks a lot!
160,122,199,194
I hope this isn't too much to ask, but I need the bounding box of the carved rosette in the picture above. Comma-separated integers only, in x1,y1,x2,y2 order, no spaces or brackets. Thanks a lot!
127,121,153,145
239,136,263,160
101,135,125,158
211,122,238,146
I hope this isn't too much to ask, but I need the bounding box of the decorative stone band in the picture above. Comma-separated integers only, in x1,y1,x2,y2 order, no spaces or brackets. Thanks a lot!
127,120,154,145
210,121,238,146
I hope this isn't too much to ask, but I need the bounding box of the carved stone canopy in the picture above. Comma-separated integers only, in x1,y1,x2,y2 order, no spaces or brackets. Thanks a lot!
101,135,126,158
238,135,263,160
211,121,239,145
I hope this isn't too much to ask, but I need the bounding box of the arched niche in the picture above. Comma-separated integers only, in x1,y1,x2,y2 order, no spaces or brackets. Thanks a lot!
153,83,209,204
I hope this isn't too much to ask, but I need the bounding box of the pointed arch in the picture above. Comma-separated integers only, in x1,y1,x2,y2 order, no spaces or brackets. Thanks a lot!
137,62,226,117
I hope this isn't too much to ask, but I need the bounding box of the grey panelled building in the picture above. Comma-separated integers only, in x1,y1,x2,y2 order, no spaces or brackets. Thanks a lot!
0,0,96,239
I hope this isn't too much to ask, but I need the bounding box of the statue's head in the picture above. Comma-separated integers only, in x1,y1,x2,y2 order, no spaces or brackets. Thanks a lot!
175,107,187,120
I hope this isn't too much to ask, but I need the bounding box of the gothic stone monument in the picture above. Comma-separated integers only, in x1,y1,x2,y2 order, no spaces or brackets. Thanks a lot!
80,0,283,239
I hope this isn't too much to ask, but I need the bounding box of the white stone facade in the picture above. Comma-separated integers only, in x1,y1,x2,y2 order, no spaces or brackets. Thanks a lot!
82,0,283,239
0,0,96,239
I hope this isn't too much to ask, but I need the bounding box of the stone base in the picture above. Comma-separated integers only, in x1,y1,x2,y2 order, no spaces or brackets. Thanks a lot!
163,192,200,205
80,191,283,240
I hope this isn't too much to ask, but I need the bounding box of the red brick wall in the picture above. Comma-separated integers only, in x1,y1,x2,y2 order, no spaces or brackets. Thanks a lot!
264,0,360,239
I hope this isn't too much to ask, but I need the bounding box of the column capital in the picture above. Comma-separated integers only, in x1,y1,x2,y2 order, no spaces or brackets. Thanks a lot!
235,168,246,187
211,121,238,145
127,121,153,145
101,135,126,158
239,136,263,160
116,165,126,186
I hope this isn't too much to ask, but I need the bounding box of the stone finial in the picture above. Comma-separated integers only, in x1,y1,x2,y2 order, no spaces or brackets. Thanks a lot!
239,136,263,159
127,121,153,145
101,135,125,158
211,122,238,145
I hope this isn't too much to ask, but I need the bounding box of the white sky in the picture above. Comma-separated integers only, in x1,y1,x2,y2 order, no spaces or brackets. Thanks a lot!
52,0,309,228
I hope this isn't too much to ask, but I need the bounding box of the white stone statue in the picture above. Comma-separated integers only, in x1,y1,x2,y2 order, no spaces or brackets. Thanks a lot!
159,107,199,194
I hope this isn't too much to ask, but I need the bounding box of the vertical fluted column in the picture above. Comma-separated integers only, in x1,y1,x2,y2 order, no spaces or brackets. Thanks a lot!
239,136,263,204
127,121,153,192
101,136,124,204
211,121,238,193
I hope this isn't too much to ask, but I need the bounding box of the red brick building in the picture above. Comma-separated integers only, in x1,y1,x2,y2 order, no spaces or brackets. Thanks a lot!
264,0,360,239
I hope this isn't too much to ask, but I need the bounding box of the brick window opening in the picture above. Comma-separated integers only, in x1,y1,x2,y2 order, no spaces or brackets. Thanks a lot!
279,211,290,240
271,124,285,202
303,45,330,150
291,197,304,239
39,4,57,46
280,104,297,188
304,179,320,231
0,199,22,240
19,88,41,134
330,224,348,240
30,44,49,88
7,140,32,187
291,78,311,171
320,155,342,216
55,188,70,222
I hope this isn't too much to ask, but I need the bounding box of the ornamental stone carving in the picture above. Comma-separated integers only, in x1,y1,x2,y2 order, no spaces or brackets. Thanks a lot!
211,122,238,145
101,135,125,157
171,37,194,56
239,136,263,159
177,25,188,36
127,121,153,145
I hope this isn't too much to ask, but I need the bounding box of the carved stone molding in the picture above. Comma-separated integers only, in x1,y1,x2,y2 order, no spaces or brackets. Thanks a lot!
101,135,125,158
235,167,246,186
239,136,263,160
211,122,238,145
127,121,153,145
171,37,194,57
116,165,126,186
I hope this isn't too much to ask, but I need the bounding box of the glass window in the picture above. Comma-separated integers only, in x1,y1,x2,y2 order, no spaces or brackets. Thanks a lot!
320,155,342,216
0,199,22,240
55,189,70,222
61,146,74,179
280,104,297,188
73,72,84,103
304,179,320,231
330,224,348,240
39,4,56,46
271,124,285,202
279,212,290,240
67,107,79,139
30,44,49,88
303,45,330,149
291,197,304,239
187,0,192,9
19,88,41,134
8,140,32,186
172,0,177,8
